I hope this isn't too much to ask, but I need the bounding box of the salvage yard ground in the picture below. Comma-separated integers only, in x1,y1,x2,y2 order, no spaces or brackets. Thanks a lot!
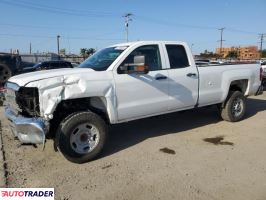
0,92,266,200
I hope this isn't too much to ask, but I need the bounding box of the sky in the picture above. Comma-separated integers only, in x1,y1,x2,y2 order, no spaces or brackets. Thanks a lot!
0,0,265,55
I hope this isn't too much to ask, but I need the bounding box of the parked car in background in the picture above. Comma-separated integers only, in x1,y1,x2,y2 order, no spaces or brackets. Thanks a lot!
209,60,224,65
71,62,80,68
22,60,73,73
0,53,35,86
195,60,224,66
195,59,210,63
195,61,209,67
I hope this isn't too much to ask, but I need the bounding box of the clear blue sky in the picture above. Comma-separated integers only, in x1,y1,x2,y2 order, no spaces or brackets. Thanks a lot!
0,0,265,54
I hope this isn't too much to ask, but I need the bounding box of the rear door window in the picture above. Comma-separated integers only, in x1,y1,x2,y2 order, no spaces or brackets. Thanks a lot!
166,45,189,69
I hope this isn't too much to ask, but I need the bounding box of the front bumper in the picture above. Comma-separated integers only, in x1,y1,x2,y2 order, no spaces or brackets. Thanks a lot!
5,107,48,144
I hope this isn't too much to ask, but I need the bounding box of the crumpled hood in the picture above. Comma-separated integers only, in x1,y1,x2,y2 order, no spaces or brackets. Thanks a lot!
8,68,95,86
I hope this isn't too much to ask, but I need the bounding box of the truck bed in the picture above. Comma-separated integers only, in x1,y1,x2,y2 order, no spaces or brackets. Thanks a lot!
197,63,261,107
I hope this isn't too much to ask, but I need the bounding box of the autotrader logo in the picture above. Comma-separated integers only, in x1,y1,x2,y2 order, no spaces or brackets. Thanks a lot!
0,188,54,200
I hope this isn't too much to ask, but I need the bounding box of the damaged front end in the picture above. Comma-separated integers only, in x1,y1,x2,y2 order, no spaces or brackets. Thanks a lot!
4,82,48,144
16,87,40,117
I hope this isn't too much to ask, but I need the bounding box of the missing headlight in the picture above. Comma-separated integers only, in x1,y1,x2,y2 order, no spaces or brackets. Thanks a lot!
16,87,40,117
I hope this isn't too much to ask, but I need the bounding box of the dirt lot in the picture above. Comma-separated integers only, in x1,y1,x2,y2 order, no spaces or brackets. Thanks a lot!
0,93,266,200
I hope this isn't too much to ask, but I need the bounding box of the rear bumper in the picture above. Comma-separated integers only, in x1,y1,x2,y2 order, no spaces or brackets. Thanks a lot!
5,107,48,144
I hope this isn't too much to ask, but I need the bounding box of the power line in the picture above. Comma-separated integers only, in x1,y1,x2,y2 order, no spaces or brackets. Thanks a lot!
0,0,120,17
0,33,54,39
136,15,219,30
0,33,124,41
226,28,258,35
136,15,263,36
16,0,117,15
0,23,99,31
1,0,264,36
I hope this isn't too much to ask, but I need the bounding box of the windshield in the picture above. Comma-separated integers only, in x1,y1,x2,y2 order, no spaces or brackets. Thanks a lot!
79,46,128,71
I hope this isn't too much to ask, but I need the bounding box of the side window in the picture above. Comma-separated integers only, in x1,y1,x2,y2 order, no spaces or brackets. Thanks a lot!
166,45,189,69
120,45,162,72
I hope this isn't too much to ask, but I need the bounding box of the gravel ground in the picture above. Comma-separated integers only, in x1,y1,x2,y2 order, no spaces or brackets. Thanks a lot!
0,93,266,200
0,120,6,187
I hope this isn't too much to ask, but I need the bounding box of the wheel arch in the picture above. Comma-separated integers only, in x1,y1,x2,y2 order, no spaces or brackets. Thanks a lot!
48,96,113,138
221,79,248,108
229,79,248,94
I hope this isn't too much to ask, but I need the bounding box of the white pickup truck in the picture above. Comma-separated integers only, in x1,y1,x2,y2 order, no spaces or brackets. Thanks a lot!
4,41,264,163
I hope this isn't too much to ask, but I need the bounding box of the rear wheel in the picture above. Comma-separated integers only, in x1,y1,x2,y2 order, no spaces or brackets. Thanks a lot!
220,91,246,122
0,64,12,85
56,111,108,164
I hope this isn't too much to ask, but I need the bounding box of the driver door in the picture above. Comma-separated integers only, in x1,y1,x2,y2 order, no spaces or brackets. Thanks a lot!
113,44,169,121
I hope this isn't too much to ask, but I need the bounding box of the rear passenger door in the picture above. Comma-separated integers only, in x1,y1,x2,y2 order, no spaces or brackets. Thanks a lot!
165,44,199,110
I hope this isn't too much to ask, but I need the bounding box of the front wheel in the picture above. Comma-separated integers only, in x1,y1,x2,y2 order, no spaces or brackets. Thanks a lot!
56,111,108,164
220,91,246,122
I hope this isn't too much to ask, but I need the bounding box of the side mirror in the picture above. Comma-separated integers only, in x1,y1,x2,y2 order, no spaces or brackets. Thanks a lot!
120,55,149,74
134,55,145,65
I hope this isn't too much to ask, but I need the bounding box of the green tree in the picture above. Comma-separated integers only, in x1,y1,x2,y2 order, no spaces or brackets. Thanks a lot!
87,48,96,56
260,49,266,58
80,48,96,59
199,51,219,59
80,48,87,59
59,48,66,55
226,51,238,58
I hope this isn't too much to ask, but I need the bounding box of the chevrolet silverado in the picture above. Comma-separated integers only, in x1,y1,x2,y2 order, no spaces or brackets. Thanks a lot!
4,41,264,163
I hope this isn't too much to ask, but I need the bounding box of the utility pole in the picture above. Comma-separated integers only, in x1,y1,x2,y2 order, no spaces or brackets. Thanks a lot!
191,43,194,54
238,45,241,60
57,35,60,59
259,34,264,52
218,27,225,57
258,33,265,58
123,13,133,42
29,42,32,54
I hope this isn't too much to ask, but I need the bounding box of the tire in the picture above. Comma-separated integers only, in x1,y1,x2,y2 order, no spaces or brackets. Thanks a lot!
220,91,246,122
56,111,108,164
0,64,12,86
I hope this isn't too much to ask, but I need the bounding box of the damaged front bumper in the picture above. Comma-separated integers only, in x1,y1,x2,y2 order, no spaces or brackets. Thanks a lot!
5,107,48,144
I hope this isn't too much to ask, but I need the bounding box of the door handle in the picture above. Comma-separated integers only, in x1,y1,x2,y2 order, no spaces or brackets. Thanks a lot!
187,73,197,77
155,76,168,80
